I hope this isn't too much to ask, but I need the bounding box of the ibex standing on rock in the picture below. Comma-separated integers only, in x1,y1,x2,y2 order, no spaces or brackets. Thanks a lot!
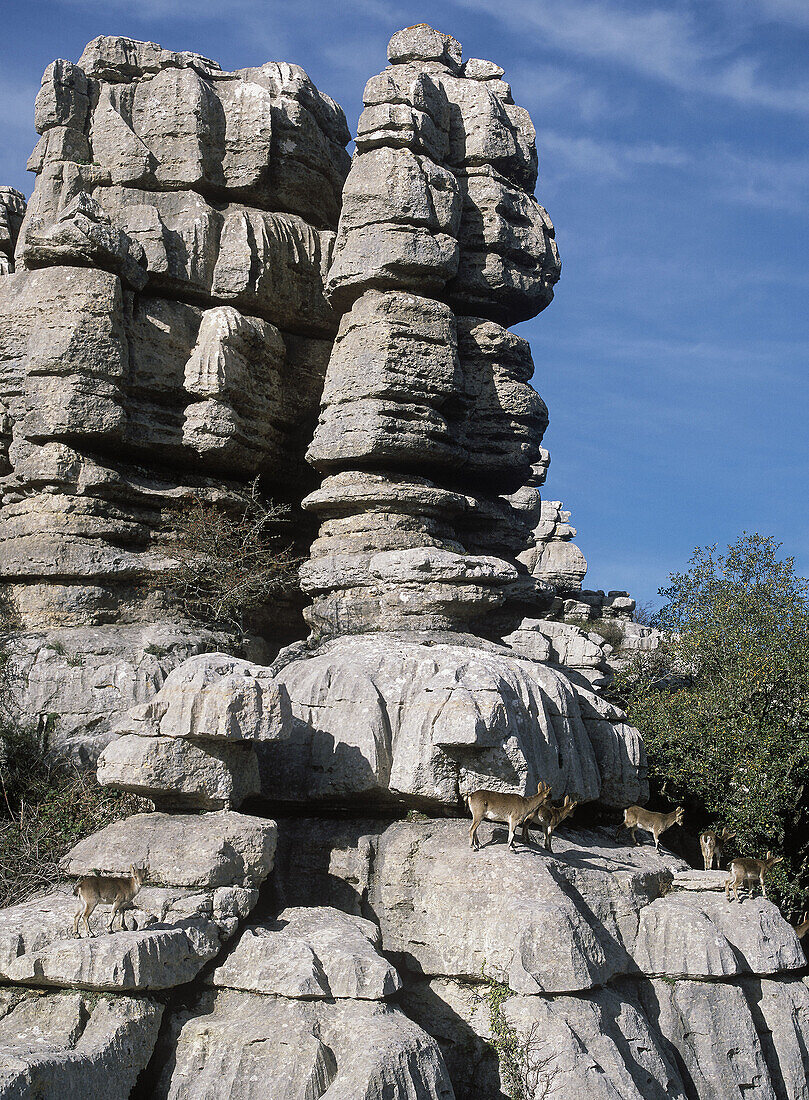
725,853,783,903
618,806,685,850
467,782,551,851
73,865,148,936
528,795,578,853
700,826,736,870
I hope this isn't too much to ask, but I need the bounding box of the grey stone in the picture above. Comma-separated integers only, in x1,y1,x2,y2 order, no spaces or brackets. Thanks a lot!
633,893,805,979
151,989,455,1099
22,192,148,290
368,820,679,994
60,810,277,888
113,652,291,742
34,60,89,134
0,894,222,992
0,988,162,1100
0,188,25,273
209,906,401,1000
637,978,778,1100
387,25,463,71
97,732,261,809
77,36,221,81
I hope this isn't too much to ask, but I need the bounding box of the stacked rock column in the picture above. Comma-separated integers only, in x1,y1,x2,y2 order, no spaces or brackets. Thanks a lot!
301,25,561,638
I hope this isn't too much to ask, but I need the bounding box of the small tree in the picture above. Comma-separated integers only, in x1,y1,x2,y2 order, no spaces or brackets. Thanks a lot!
615,534,809,913
165,480,301,636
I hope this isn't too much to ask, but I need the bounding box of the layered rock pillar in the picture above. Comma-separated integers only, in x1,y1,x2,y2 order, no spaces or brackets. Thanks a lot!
300,25,560,637
0,38,351,752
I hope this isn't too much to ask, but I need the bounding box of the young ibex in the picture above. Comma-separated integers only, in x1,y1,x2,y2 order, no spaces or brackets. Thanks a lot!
528,795,578,853
618,805,685,850
73,865,148,936
700,826,736,870
725,852,783,903
467,782,551,851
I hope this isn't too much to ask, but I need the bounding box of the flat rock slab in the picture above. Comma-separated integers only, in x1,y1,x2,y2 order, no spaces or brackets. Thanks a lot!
671,869,728,892
634,893,805,979
150,989,454,1099
368,820,683,994
0,893,222,991
0,987,162,1099
209,905,401,999
60,810,277,888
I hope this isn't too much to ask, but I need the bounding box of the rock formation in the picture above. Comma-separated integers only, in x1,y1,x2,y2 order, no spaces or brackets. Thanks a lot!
0,25,804,1100
0,37,350,755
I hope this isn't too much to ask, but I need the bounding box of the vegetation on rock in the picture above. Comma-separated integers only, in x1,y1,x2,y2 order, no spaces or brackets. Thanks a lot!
164,479,301,636
615,533,809,914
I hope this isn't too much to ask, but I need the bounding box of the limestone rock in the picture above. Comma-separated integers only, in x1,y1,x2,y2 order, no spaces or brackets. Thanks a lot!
34,60,89,134
150,989,455,1099
0,892,222,991
633,893,805,979
113,652,291,742
60,810,277,888
267,632,615,806
0,188,26,274
209,906,401,1000
0,988,162,1100
637,978,778,1100
22,192,148,290
96,732,260,809
387,25,463,71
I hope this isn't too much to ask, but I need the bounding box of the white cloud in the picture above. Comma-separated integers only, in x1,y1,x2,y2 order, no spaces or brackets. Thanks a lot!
454,0,809,116
540,130,689,179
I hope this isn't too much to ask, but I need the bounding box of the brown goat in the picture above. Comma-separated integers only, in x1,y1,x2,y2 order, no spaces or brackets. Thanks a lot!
725,852,783,903
618,805,685,850
527,795,578,852
73,865,148,936
700,827,736,870
467,782,552,851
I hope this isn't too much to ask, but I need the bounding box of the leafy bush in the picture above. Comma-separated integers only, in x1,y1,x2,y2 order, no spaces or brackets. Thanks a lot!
163,479,301,635
614,534,809,915
0,724,148,908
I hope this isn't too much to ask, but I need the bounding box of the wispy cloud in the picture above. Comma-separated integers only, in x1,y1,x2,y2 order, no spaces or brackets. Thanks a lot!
455,0,809,116
541,130,689,179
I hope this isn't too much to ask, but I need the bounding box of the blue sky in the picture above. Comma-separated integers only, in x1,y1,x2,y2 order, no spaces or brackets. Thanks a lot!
2,0,808,608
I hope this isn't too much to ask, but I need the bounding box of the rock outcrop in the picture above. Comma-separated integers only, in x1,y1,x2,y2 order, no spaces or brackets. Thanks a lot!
0,36,350,753
0,24,804,1100
301,24,558,639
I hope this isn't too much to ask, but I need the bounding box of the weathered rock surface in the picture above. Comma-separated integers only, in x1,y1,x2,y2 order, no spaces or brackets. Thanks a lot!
107,637,646,809
149,989,455,1100
209,906,401,999
0,988,163,1100
0,35,348,746
0,811,274,992
0,188,26,274
0,892,222,991
302,23,559,639
60,810,277,888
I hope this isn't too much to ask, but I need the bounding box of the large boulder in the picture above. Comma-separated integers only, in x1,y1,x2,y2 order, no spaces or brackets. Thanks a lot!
0,988,163,1100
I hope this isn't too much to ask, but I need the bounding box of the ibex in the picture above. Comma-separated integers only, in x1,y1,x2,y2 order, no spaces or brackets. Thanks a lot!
618,805,685,850
793,911,809,939
700,826,736,870
467,782,551,851
527,795,578,853
73,865,148,936
725,852,783,903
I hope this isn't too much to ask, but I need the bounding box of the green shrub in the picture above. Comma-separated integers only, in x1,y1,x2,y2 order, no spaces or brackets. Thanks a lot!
162,479,301,635
0,724,148,908
614,534,809,915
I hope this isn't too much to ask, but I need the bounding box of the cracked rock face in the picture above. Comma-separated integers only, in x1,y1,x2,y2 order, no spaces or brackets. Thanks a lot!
0,35,350,750
302,25,559,639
